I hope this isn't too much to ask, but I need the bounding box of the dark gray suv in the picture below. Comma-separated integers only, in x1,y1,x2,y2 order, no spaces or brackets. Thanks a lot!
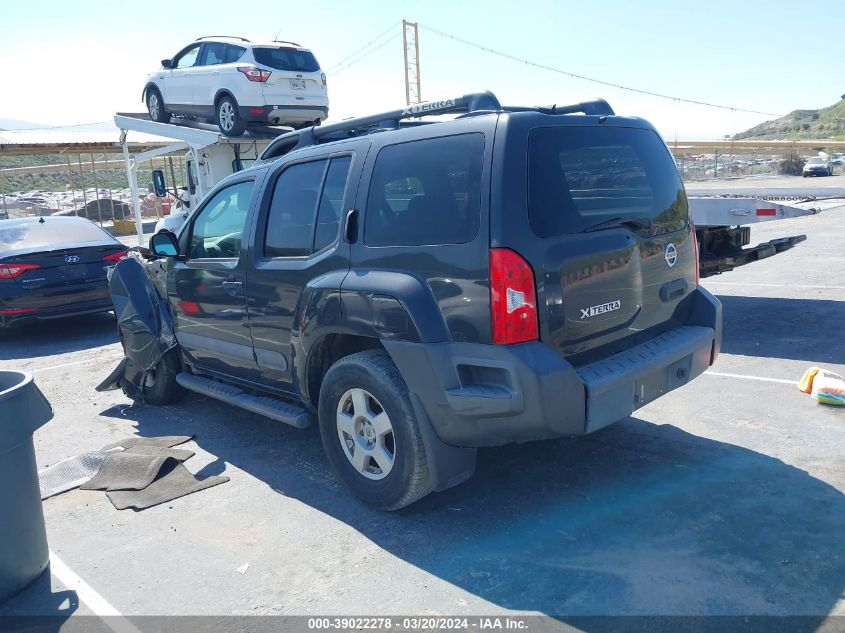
102,92,722,510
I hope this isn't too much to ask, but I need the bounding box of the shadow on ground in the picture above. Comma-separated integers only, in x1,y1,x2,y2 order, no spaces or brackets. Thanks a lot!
718,294,845,365
104,395,845,620
0,565,78,619
0,313,118,360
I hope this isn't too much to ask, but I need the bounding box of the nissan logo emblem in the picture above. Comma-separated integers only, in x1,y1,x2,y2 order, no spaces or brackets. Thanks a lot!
664,243,678,268
65,255,80,263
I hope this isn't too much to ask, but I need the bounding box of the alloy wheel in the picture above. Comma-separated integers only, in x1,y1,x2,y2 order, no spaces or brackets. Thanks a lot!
336,388,395,480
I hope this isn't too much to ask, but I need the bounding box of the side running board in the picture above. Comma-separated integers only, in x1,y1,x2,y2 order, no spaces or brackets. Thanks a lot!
175,373,312,429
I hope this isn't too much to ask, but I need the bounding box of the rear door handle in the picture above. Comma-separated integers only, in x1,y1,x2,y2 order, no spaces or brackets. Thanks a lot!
222,281,243,296
343,208,359,243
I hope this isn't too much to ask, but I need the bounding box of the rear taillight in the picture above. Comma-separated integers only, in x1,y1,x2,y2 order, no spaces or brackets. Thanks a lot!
321,73,327,86
0,307,36,315
238,66,271,82
691,222,699,286
0,263,41,280
489,248,538,345
178,300,201,315
102,250,127,263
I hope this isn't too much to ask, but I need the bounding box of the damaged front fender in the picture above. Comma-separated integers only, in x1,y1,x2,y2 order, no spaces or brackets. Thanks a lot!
96,254,177,399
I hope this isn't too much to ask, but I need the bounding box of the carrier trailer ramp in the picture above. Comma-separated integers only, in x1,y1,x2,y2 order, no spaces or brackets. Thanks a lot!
687,194,831,277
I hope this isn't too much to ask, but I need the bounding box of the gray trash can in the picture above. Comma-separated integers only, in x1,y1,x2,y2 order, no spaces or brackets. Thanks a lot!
0,371,53,602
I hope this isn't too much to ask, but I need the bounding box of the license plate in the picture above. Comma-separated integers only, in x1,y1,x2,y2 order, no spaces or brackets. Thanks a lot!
289,79,306,90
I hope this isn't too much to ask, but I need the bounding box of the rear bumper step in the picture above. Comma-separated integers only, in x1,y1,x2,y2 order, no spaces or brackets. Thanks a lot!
175,373,312,429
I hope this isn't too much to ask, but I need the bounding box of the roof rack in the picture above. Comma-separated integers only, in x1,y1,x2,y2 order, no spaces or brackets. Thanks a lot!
259,91,615,161
271,40,302,47
195,35,251,42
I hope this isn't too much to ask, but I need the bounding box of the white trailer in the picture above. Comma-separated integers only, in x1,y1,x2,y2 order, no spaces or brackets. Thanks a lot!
114,113,282,245
687,194,835,277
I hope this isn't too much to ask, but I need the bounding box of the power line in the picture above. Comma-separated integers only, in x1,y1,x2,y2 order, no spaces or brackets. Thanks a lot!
420,24,783,118
325,22,400,74
328,32,401,77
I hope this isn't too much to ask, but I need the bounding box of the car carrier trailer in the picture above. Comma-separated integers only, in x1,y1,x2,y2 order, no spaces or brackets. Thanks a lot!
114,113,284,245
686,194,837,277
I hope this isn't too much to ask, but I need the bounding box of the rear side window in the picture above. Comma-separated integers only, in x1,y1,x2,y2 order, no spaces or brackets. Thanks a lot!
224,45,246,63
199,42,226,65
253,47,320,72
528,126,687,236
0,220,113,249
364,134,484,247
264,156,352,258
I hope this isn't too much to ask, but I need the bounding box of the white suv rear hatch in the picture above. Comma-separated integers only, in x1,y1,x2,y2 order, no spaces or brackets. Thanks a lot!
252,46,326,106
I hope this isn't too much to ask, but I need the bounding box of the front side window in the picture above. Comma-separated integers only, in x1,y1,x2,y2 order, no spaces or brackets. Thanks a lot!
174,44,200,69
189,181,254,259
364,134,484,247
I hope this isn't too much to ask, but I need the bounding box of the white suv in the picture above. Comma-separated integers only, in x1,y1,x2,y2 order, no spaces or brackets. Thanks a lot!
142,36,329,136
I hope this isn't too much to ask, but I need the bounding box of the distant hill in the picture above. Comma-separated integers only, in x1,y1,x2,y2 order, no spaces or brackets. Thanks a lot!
734,97,845,141
0,118,47,130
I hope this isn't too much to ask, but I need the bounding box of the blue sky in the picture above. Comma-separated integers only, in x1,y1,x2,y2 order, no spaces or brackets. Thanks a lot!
1,0,840,138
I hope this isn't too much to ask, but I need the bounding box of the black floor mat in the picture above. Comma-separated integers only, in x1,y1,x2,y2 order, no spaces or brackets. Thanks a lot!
106,462,229,510
101,435,193,451
80,453,180,491
125,445,195,461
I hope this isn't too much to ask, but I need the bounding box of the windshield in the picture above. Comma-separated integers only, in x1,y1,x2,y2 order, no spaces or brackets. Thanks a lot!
252,47,320,72
528,126,688,236
807,157,825,164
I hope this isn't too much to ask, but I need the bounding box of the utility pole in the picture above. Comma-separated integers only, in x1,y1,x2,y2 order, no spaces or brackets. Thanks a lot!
402,20,421,105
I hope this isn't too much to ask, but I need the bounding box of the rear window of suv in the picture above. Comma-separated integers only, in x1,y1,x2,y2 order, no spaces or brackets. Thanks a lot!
252,47,320,72
528,126,687,236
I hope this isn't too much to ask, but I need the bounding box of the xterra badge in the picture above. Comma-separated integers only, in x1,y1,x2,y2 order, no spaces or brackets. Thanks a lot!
580,300,622,319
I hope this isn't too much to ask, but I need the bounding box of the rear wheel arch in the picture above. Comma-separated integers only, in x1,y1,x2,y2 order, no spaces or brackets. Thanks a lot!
305,334,385,410
213,89,238,110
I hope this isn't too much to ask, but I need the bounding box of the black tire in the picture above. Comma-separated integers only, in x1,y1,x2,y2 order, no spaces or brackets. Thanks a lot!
215,95,246,136
146,88,171,124
318,350,432,510
138,349,186,406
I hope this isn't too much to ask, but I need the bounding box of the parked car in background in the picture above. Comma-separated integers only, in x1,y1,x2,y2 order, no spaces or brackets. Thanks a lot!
803,156,833,177
142,36,329,136
0,216,126,329
52,198,132,222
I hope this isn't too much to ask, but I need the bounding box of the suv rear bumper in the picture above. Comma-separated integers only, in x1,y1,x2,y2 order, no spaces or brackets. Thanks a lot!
384,287,721,448
239,104,328,125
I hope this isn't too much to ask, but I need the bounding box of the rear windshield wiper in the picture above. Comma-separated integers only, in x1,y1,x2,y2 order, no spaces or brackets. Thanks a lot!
582,216,653,233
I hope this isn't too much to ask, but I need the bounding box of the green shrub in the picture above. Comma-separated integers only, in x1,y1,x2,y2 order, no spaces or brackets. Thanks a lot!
779,151,805,175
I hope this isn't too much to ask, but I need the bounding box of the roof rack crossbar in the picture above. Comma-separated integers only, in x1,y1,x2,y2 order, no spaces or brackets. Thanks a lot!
502,99,615,116
548,99,615,116
261,91,502,160
195,35,251,42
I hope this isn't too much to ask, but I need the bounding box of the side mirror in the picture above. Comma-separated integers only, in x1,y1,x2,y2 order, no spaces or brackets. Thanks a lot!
152,169,167,197
150,231,180,258
161,59,172,69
